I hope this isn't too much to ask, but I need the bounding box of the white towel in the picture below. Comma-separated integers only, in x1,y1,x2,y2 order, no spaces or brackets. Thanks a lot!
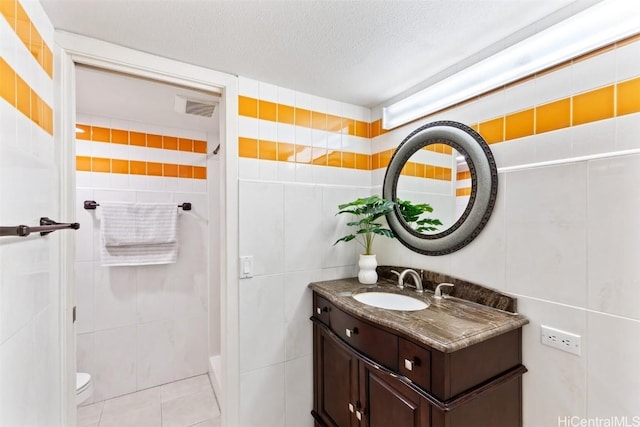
100,202,179,266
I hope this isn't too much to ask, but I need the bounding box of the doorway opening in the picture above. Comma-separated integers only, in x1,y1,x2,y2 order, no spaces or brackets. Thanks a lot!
56,34,240,426
72,64,223,409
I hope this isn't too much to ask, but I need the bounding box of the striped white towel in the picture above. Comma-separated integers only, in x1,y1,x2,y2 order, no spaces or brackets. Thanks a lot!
100,202,179,266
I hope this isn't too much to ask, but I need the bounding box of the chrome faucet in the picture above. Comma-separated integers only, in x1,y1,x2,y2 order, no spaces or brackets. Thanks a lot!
434,283,454,299
394,269,424,293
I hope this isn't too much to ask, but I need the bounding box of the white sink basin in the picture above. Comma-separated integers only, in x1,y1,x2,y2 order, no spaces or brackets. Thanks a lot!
353,292,429,311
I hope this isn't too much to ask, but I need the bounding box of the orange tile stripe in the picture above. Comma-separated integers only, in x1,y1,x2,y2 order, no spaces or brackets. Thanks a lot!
424,143,453,155
472,77,639,146
0,57,53,134
76,124,207,179
400,161,452,181
457,171,472,181
456,187,472,197
238,137,371,170
368,81,635,168
242,75,640,171
75,156,207,180
369,74,640,169
76,124,208,153
237,136,455,180
238,95,371,139
0,0,53,78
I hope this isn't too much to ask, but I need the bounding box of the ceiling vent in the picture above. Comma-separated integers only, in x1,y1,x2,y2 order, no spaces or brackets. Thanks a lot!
174,95,217,118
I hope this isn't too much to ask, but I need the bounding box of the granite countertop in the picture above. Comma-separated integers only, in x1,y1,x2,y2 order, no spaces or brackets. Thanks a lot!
309,277,529,353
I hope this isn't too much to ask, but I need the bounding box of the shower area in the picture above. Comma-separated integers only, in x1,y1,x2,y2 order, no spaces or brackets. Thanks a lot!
72,65,222,406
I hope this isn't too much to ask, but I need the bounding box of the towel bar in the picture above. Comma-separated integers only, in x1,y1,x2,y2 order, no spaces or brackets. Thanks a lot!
0,217,80,237
84,200,192,211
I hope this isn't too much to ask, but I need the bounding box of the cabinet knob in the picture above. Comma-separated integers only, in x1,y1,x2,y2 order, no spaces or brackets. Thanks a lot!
356,410,362,421
345,327,358,338
404,358,415,371
404,357,420,371
316,306,328,315
348,403,355,413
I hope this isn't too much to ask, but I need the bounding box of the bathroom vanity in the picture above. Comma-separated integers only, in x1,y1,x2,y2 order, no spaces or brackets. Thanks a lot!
310,269,528,427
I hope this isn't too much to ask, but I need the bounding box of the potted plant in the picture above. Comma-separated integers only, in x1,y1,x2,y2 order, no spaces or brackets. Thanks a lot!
334,195,395,284
396,198,443,233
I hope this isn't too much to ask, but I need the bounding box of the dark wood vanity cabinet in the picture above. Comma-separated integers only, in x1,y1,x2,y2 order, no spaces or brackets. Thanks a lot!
312,293,526,427
315,325,430,427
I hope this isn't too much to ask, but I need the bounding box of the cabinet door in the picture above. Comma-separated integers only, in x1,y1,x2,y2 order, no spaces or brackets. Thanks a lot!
315,326,359,427
360,364,430,427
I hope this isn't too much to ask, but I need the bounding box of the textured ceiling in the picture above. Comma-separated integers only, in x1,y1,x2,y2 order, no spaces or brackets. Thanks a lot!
41,0,599,108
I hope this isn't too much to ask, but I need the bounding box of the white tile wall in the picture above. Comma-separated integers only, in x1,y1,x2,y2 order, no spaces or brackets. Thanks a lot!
172,314,209,380
0,2,60,425
239,274,286,373
571,118,616,158
534,64,575,105
572,49,617,95
492,136,537,169
505,163,588,307
586,312,640,418
532,128,573,163
238,181,285,276
284,184,324,272
137,319,175,389
237,84,373,425
616,41,640,82
518,297,587,427
285,355,314,427
615,113,640,151
93,264,137,331
92,325,137,402
239,364,286,427
587,154,640,321
284,269,322,360
0,324,37,426
449,177,507,291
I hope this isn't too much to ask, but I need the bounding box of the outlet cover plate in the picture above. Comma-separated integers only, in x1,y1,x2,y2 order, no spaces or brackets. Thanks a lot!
541,325,581,356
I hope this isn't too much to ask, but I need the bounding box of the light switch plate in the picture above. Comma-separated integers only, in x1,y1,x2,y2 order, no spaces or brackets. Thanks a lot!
239,256,253,279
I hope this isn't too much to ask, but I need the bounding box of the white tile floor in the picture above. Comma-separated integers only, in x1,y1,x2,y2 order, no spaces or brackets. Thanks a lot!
78,374,220,427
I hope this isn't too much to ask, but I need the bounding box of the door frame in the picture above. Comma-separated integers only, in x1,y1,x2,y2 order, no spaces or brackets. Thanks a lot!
54,31,240,426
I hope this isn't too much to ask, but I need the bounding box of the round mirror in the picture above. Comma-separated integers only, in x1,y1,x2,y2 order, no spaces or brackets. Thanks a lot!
382,121,498,255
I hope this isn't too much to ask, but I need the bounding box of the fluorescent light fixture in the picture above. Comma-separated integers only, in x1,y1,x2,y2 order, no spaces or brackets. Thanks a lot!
383,0,640,130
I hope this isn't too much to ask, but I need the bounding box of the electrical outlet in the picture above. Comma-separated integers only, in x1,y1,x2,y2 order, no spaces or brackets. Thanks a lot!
541,325,581,356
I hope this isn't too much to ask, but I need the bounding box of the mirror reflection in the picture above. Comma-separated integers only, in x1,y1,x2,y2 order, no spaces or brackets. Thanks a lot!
396,143,471,235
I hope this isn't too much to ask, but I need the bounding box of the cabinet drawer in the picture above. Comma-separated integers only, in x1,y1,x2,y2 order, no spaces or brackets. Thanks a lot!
330,305,398,370
399,338,431,392
313,295,332,325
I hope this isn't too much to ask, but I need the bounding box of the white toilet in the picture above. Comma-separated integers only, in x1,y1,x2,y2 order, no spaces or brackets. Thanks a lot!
76,372,93,406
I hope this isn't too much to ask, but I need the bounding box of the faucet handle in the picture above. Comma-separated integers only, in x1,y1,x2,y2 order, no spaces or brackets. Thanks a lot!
434,283,455,299
390,270,403,288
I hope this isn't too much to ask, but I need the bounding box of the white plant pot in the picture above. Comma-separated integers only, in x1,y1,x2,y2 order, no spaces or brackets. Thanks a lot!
358,254,378,284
